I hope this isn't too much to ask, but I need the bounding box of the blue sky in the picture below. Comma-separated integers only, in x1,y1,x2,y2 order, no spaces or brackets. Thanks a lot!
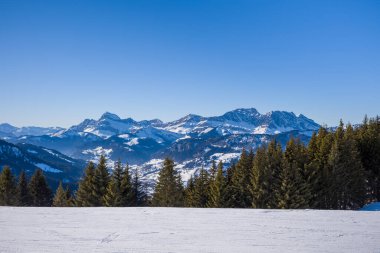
1,0,379,127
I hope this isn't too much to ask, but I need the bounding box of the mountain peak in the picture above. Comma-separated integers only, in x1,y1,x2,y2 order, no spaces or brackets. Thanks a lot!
100,112,121,121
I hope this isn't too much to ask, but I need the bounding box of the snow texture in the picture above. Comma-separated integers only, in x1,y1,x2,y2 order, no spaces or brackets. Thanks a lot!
0,207,379,253
34,163,62,173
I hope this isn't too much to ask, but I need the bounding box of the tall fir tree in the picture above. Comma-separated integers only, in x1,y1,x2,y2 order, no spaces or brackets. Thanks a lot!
28,169,52,206
53,181,69,207
184,176,197,207
104,160,124,207
192,167,210,207
131,168,147,206
93,155,110,206
230,149,254,208
207,161,226,208
75,162,97,207
265,140,283,208
250,146,269,208
152,158,184,207
16,170,30,206
120,163,133,206
0,166,16,206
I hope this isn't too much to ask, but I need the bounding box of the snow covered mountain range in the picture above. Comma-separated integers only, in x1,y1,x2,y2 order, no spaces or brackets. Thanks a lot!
0,108,320,187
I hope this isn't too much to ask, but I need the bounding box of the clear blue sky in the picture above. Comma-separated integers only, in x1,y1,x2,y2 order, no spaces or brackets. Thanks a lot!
1,0,379,127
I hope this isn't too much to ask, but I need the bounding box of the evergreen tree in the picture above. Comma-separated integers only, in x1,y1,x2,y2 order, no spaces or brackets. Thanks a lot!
65,185,74,207
328,123,367,209
250,146,269,208
209,160,217,179
356,116,380,201
284,138,312,207
265,140,283,208
28,169,52,206
16,170,30,206
152,158,183,207
184,176,197,207
131,168,147,206
0,166,16,205
275,158,308,209
207,161,226,208
53,181,69,207
75,162,97,207
93,155,110,206
104,160,124,207
230,149,254,208
120,163,133,206
192,167,210,207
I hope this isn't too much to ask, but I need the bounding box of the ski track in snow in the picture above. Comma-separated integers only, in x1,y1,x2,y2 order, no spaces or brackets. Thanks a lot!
0,207,379,253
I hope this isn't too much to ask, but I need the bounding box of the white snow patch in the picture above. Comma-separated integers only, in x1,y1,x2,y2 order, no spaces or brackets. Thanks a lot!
34,163,62,173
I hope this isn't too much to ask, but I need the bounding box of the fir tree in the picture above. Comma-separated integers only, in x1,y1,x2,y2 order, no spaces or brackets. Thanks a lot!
53,181,69,207
16,170,30,206
265,140,283,208
104,160,124,207
28,169,52,206
93,155,110,206
184,176,197,207
131,168,147,206
152,158,183,207
75,162,97,207
207,161,226,208
120,163,133,206
230,149,254,208
0,166,16,205
192,167,210,207
250,146,269,208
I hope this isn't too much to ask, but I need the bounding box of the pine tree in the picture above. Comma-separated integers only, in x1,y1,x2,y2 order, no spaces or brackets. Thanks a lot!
207,161,226,208
65,185,74,207
209,160,217,179
28,169,52,206
328,123,367,209
104,160,124,207
0,166,16,206
53,181,69,207
152,158,184,207
93,155,110,206
131,168,147,206
192,167,210,207
120,163,133,206
265,140,283,208
275,158,308,209
16,170,30,206
75,162,97,207
230,149,254,208
250,146,269,208
184,176,197,207
355,116,380,201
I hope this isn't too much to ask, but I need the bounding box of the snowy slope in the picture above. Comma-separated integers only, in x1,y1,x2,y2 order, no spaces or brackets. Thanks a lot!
0,207,379,253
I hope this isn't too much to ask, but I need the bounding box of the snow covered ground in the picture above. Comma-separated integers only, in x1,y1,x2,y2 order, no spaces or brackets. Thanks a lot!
0,207,379,253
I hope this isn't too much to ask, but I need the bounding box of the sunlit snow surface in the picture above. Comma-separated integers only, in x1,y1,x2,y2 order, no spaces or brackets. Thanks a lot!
0,207,379,253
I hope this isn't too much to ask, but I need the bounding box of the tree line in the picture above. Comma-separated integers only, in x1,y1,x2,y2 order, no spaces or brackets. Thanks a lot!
152,116,380,210
0,116,379,209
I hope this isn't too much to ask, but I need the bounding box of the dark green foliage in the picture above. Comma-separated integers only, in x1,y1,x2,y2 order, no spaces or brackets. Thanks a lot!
131,168,147,206
104,160,125,207
53,181,69,207
207,161,226,208
152,158,184,207
16,170,30,206
75,162,97,207
230,149,254,208
250,146,270,208
0,166,16,205
191,167,210,207
93,155,110,206
28,169,52,206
